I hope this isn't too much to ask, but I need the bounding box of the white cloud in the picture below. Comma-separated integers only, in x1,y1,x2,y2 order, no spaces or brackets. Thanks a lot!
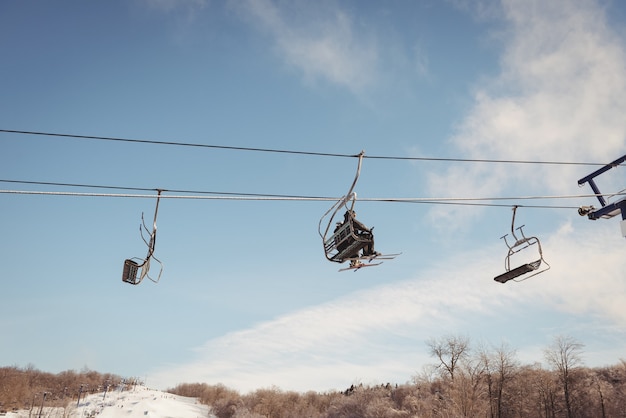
147,0,626,394
232,0,379,93
141,0,208,14
520,221,626,325
428,0,626,229
149,220,625,393
412,42,430,79
446,0,503,21
148,256,499,391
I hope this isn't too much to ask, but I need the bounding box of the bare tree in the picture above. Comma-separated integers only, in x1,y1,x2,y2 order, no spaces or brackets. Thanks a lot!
450,357,487,417
427,335,471,381
479,342,518,418
544,335,584,418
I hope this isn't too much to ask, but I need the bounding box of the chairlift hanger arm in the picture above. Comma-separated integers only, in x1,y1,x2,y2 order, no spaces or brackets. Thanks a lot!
152,189,163,228
509,205,520,241
344,151,365,212
144,190,162,258
318,151,365,241
502,205,528,246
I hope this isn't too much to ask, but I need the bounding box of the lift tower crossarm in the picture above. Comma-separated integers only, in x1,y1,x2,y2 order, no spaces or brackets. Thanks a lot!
577,154,626,220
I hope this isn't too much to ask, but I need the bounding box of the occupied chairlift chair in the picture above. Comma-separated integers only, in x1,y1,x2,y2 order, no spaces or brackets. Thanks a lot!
577,154,626,238
494,206,550,284
122,190,164,285
318,151,398,271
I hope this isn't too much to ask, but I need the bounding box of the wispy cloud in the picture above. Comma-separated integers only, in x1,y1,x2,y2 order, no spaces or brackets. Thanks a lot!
149,220,626,393
446,0,503,22
427,0,626,229
232,0,379,94
141,0,208,14
148,0,626,393
523,221,626,324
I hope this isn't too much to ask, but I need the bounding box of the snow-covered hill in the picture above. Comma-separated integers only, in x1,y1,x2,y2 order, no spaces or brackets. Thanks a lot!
4,386,212,418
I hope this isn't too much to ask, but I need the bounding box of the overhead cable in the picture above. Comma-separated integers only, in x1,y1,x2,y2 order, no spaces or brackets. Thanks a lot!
0,179,329,200
0,179,620,203
3,187,619,210
0,189,333,201
0,129,351,158
0,129,615,167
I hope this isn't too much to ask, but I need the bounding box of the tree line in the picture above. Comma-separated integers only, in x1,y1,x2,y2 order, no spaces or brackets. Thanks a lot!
168,335,626,418
0,365,138,414
1,335,624,417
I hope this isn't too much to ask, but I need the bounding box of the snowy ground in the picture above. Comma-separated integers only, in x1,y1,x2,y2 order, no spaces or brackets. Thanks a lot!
3,386,212,418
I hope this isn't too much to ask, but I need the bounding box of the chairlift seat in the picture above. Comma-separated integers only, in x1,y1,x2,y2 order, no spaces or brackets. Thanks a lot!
122,259,140,285
495,207,550,283
325,221,369,262
333,240,367,262
494,260,541,283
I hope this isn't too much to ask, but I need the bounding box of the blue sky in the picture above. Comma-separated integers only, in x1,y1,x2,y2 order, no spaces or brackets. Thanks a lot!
1,0,625,393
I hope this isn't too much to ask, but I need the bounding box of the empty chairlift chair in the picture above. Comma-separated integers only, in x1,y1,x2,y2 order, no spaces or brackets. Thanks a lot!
121,190,164,285
494,206,550,284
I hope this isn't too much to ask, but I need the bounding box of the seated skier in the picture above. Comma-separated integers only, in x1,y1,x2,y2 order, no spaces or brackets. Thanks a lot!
340,210,380,266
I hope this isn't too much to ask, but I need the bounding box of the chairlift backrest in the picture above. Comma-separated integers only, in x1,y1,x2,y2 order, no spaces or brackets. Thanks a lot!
122,259,140,285
325,219,369,263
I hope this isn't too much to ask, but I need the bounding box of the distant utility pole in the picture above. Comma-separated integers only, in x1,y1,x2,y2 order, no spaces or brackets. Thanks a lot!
77,384,85,407
29,393,36,418
103,381,110,400
37,392,47,418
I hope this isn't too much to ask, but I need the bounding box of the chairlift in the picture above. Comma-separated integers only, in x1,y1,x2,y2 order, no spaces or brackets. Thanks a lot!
318,151,398,271
494,206,550,284
577,154,626,237
122,190,164,285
